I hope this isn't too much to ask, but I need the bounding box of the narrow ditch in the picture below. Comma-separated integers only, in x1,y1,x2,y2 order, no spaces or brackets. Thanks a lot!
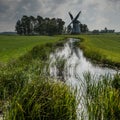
49,38,118,119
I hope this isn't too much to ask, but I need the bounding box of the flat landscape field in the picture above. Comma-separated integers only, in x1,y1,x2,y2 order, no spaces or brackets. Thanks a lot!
0,35,63,62
78,34,120,67
0,34,120,67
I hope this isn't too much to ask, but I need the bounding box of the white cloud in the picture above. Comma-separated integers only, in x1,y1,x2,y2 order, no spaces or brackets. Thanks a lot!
0,0,120,32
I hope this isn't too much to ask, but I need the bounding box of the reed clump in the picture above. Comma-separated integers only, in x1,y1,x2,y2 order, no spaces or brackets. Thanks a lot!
7,79,77,120
84,73,120,120
0,39,77,120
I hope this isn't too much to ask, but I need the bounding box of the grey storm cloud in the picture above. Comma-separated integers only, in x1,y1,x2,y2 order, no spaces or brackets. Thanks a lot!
0,0,120,32
0,0,41,21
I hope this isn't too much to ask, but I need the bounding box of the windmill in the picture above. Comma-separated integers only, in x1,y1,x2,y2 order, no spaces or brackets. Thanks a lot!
68,11,81,34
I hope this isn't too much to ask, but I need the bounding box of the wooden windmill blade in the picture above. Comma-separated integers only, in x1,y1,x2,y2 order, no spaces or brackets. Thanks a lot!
69,12,74,20
68,11,81,25
74,11,81,21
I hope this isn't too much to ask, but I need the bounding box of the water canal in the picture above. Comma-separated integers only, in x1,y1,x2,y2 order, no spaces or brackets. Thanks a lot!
49,38,118,119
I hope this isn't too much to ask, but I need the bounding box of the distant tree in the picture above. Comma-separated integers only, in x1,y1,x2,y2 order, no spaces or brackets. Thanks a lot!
104,27,108,33
80,24,89,33
29,16,36,34
37,16,43,23
34,16,42,34
92,30,99,34
15,20,23,35
15,15,65,35
57,18,65,34
44,17,50,35
47,18,58,35
20,15,29,35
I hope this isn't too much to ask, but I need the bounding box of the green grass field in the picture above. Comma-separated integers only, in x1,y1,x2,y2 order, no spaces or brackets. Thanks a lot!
0,34,120,68
78,34,120,68
81,34,120,61
0,35,63,62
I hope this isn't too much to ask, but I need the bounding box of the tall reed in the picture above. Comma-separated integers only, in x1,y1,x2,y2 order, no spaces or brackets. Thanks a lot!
7,78,77,120
84,73,120,120
0,39,77,120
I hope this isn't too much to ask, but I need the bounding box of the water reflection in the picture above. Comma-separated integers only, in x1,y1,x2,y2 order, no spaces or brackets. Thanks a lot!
49,38,116,81
49,38,117,119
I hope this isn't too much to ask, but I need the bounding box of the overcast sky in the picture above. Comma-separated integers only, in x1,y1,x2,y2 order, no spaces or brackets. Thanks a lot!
0,0,120,32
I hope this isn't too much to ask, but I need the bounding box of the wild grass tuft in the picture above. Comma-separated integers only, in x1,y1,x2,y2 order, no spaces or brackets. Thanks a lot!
84,73,120,120
7,78,77,120
0,38,77,120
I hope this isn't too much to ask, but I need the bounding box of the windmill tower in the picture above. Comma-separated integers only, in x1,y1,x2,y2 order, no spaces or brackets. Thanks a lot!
68,11,81,34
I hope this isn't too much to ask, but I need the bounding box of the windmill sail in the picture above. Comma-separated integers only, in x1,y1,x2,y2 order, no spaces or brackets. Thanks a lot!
69,12,74,20
74,11,81,21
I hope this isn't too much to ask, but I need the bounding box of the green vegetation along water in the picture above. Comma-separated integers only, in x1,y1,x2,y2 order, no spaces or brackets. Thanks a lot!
0,34,120,120
49,38,120,119
59,34,120,69
0,35,64,62
79,34,120,69
0,34,120,69
0,38,77,120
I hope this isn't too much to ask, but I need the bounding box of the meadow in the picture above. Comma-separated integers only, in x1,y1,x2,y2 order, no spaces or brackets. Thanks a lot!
0,35,64,62
79,34,120,69
0,34,120,68
0,34,120,120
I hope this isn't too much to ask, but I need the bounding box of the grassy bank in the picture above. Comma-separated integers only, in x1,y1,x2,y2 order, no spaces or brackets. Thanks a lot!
84,73,120,120
0,34,120,119
0,36,77,119
0,35,64,62
7,79,76,120
1,34,120,69
60,34,120,69
78,34,120,69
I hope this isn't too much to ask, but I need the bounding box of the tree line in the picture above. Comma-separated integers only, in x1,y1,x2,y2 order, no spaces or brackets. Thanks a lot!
92,27,115,34
15,15,65,35
67,24,89,33
80,24,89,33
